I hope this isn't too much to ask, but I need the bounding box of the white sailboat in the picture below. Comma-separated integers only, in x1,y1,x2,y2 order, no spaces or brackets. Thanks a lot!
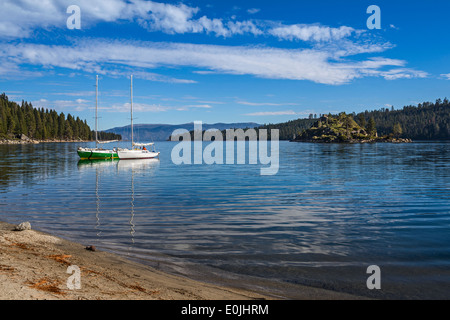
117,75,160,160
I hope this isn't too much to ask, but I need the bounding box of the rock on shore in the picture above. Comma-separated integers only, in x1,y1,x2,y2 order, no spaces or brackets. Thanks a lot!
13,222,32,231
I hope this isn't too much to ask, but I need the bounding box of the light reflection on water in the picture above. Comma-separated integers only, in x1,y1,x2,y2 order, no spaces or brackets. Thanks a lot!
0,141,450,299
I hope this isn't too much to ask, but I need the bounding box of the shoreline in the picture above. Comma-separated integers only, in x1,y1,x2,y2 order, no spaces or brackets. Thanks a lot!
0,221,270,300
0,139,92,145
290,138,413,143
0,220,363,300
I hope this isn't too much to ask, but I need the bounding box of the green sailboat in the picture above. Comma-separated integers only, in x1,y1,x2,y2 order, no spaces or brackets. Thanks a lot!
77,75,119,160
77,147,118,160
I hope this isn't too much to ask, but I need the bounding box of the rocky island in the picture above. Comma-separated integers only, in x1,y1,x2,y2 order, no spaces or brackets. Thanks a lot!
292,113,412,143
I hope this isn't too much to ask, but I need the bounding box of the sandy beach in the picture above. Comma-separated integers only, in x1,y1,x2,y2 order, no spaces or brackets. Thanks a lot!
0,221,362,300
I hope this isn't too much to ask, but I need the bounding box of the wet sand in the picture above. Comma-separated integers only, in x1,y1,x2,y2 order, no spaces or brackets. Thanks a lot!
0,221,361,300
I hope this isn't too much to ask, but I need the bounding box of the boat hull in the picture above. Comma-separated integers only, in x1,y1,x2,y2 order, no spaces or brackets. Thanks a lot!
77,148,118,160
117,149,160,160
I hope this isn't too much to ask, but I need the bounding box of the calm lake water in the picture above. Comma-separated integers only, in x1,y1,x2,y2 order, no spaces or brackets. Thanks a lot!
0,141,449,299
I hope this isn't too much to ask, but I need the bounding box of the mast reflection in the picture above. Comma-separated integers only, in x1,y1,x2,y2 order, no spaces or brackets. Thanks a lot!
77,158,159,248
77,159,118,241
117,159,160,246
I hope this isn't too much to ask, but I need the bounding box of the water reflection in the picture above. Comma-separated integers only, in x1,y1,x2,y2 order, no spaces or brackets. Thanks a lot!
1,141,450,299
77,160,118,240
117,159,160,245
130,169,135,244
77,159,160,247
0,143,73,190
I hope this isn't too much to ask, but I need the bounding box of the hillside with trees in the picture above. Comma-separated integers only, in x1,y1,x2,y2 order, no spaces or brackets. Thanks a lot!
293,113,411,143
259,118,316,141
0,93,120,142
262,99,450,141
355,99,450,140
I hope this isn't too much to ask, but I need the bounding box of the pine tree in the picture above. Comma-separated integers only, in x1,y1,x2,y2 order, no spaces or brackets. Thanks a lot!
64,121,73,139
0,104,6,135
367,117,377,137
393,123,403,138
6,112,15,134
358,113,366,128
58,113,65,139
16,107,26,135
26,107,36,138
0,93,116,142
34,109,43,139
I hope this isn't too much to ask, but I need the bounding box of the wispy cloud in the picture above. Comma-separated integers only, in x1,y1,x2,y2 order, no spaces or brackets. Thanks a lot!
196,100,225,105
376,68,428,80
176,104,213,111
237,101,299,106
0,0,427,86
244,110,297,116
0,39,427,85
269,24,355,42
0,0,366,43
109,102,171,113
51,91,95,97
108,102,212,113
247,8,260,15
32,98,90,111
0,0,263,39
0,61,43,79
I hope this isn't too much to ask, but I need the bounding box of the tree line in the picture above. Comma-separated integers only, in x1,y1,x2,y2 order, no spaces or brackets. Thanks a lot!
259,99,450,140
0,93,121,141
355,99,450,140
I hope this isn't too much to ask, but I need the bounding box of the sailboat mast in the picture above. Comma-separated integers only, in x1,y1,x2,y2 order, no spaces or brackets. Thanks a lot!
130,75,133,147
95,75,98,148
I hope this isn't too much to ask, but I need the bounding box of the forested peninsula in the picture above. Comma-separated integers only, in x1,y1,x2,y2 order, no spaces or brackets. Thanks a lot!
292,113,411,143
261,98,450,141
0,93,121,144
171,98,449,143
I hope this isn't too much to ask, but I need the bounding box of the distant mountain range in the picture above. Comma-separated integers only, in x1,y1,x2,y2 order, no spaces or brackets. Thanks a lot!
105,122,261,141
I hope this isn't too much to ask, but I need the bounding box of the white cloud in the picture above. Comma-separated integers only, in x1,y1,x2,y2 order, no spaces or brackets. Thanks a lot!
196,100,225,105
110,102,171,113
316,39,394,58
51,91,95,97
0,0,263,39
0,0,360,42
129,1,236,37
185,104,213,109
32,98,90,111
237,101,299,106
0,60,42,78
108,102,212,113
378,68,428,80
247,8,261,15
269,24,355,42
441,73,450,80
0,0,132,38
0,39,427,85
226,20,263,36
193,70,217,75
244,110,297,116
175,104,213,111
129,70,197,84
0,0,426,86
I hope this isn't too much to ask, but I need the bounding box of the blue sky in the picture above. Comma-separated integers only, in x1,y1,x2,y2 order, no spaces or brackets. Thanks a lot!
1,0,450,130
